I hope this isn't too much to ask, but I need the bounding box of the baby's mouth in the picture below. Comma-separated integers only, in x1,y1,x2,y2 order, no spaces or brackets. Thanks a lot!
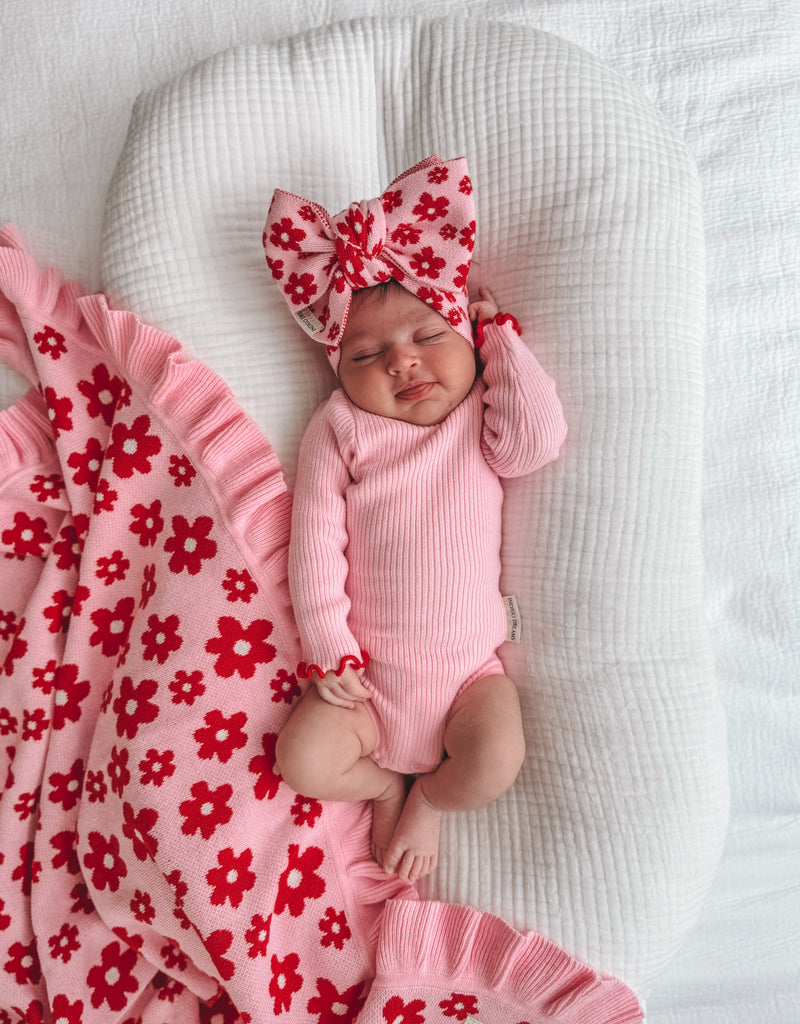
395,381,435,401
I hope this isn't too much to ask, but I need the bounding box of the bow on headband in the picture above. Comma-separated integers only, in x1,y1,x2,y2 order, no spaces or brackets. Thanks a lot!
263,155,476,369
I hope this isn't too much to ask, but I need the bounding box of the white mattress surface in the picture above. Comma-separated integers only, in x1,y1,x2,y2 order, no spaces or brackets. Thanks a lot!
1,2,797,1020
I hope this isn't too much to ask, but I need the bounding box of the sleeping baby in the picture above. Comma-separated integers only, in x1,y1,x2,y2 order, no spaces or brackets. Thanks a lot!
264,155,566,881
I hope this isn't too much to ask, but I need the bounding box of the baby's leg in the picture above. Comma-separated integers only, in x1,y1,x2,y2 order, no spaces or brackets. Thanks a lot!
383,674,525,881
275,686,406,863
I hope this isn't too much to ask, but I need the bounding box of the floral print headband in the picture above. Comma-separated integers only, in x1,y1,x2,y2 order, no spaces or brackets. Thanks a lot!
263,155,476,370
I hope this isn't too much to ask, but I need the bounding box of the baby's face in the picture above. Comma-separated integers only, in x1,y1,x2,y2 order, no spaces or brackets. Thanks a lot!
338,284,476,426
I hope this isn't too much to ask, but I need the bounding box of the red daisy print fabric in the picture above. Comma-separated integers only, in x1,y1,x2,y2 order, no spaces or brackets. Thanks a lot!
0,227,642,1023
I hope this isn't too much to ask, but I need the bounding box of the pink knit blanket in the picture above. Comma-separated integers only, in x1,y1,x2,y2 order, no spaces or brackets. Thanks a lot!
0,226,642,1023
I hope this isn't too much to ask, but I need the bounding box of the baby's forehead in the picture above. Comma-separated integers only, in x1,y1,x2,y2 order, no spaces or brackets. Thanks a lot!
342,291,444,345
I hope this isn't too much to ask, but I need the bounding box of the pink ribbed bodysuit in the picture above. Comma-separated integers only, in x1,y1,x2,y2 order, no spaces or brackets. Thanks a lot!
289,316,567,773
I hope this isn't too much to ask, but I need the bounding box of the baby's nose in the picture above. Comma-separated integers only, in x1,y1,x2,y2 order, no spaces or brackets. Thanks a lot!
387,345,419,373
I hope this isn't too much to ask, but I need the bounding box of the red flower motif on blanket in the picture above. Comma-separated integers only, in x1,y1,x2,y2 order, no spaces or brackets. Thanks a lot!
222,567,258,603
206,847,256,908
77,363,130,425
275,844,326,918
47,994,83,1024
130,889,156,925
3,619,28,674
164,514,217,575
51,663,91,729
271,668,302,705
112,675,159,740
105,414,162,478
66,435,104,490
204,929,236,982
319,907,351,951
108,745,130,797
122,801,160,860
4,937,41,986
391,223,423,247
33,325,67,359
52,521,84,570
269,217,307,252
140,612,183,664
291,794,323,828
194,708,248,763
245,913,272,958
0,607,18,640
82,832,128,892
85,768,107,803
96,549,130,585
48,923,80,963
90,596,135,658
168,668,205,705
30,472,65,503
459,221,476,250
23,708,48,741
180,780,233,839
47,758,84,810
2,510,52,557
43,589,74,633
248,730,281,802
50,829,80,874
439,993,480,1020
205,616,276,678
307,978,365,1023
168,453,196,487
138,747,175,786
413,192,449,221
12,842,41,895
86,940,139,1010
0,898,10,930
43,387,73,437
382,995,427,1024
269,951,303,1014
129,499,164,547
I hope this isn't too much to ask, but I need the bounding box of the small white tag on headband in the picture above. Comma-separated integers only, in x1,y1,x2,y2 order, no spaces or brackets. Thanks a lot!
503,594,522,644
295,305,324,336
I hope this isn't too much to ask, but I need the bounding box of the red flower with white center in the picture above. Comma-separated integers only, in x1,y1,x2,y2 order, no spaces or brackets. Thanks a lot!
439,223,457,241
390,223,423,247
409,246,446,280
85,769,107,803
122,801,160,861
413,192,449,222
0,897,10,931
33,325,67,359
319,907,351,951
140,563,157,609
286,270,319,306
180,779,233,839
194,708,248,763
3,622,28,676
266,254,284,279
131,889,156,925
72,584,90,616
93,477,118,515
141,612,183,664
454,262,469,290
138,747,175,786
66,435,105,490
22,708,48,741
12,842,42,895
164,514,217,575
245,913,272,959
249,731,281,800
30,472,65,503
205,616,276,679
129,499,164,547
222,567,258,603
459,221,476,250
2,510,52,557
206,847,256,908
96,549,130,585
77,363,130,425
275,843,326,918
0,706,18,734
382,996,426,1024
269,952,303,1014
447,307,465,328
70,882,95,915
270,668,302,705
43,588,73,633
52,522,83,570
108,745,130,797
428,165,449,184
415,286,444,311
298,204,316,222
86,941,140,1011
43,387,73,437
0,607,17,641
307,978,365,1024
106,414,162,478
439,993,480,1020
3,938,41,986
13,788,39,821
161,939,188,973
83,832,128,892
33,659,58,692
90,596,136,658
168,453,196,487
47,758,84,810
50,829,80,874
113,675,160,740
48,923,80,963
169,668,205,706
52,664,91,730
459,174,472,195
48,994,83,1024
270,217,306,252
383,189,402,213
291,794,323,828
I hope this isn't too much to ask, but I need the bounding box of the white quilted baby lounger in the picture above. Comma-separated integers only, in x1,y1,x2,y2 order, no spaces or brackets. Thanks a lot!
99,16,728,1003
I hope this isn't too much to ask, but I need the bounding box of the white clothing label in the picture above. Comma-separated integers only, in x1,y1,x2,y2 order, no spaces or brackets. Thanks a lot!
503,594,522,644
295,305,324,335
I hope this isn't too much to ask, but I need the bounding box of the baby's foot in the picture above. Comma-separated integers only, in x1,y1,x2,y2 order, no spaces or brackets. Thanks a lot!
382,778,442,882
370,773,407,867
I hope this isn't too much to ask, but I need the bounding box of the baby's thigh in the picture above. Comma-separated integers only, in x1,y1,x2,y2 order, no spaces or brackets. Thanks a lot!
444,673,525,773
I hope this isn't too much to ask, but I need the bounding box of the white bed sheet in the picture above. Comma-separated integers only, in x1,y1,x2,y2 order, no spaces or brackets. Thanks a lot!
1,2,797,1022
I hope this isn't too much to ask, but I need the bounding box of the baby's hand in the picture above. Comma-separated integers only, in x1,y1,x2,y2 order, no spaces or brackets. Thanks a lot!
468,285,499,323
314,665,371,709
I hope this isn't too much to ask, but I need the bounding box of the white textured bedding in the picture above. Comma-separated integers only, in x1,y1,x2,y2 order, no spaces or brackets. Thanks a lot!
1,2,797,1021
